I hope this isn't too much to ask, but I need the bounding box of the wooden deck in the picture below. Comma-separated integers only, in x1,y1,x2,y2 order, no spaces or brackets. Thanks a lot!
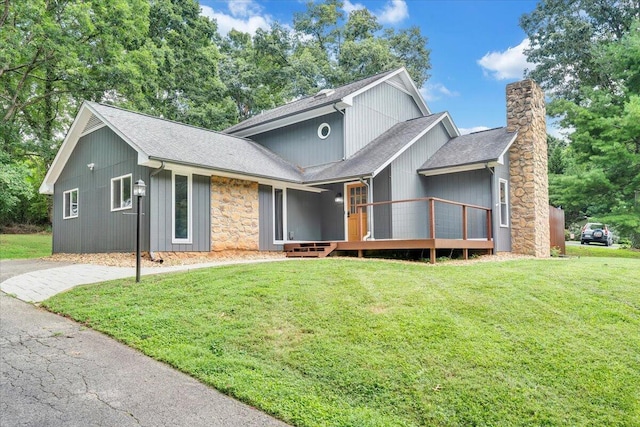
284,196,495,263
285,239,494,263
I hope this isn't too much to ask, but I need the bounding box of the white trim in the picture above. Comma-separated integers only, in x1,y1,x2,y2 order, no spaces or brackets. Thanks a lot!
317,123,331,139
372,113,453,177
499,178,509,228
419,161,501,177
272,186,287,244
159,162,324,193
63,188,79,219
110,173,133,212
231,103,350,137
171,172,193,244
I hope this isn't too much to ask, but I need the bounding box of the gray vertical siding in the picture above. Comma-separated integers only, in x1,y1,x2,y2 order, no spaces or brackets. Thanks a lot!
150,170,210,252
424,169,493,239
373,166,392,239
345,82,423,158
494,158,512,252
250,113,344,167
53,126,150,253
389,123,451,239
318,183,345,241
286,189,322,241
258,185,283,251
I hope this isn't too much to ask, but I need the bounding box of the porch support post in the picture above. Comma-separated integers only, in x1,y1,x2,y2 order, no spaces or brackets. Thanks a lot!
462,205,468,240
429,198,436,239
430,247,436,264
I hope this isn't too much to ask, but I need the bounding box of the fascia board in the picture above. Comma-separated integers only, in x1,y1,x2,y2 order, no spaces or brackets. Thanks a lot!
342,67,405,105
371,114,447,177
343,67,431,116
498,132,519,160
150,160,322,193
231,102,350,137
40,102,153,194
418,161,500,177
39,103,93,194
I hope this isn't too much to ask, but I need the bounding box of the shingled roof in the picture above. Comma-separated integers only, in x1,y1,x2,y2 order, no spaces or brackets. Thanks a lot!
225,69,402,134
418,127,517,175
86,102,304,182
304,113,448,183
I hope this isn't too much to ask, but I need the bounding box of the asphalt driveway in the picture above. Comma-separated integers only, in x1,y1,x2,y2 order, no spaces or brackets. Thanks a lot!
0,259,290,427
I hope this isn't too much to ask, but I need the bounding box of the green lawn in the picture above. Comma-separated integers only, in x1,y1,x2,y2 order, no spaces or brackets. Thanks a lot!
565,244,640,259
43,258,640,427
0,233,52,259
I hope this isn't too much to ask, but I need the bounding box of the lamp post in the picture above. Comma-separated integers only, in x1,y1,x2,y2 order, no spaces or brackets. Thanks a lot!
133,179,146,282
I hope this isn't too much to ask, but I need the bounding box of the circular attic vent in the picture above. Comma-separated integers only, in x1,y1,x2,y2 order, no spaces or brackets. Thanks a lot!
318,123,331,139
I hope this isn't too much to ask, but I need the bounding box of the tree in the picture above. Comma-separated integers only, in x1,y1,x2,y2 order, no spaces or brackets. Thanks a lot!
547,21,640,246
520,0,639,102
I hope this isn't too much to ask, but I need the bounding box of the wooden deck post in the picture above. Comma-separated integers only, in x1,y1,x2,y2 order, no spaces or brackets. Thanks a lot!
462,205,468,240
429,198,436,239
430,248,436,264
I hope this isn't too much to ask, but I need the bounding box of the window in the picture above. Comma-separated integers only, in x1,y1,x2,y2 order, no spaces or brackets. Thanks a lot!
274,188,284,242
317,123,331,139
499,179,509,227
111,174,132,211
63,188,79,219
172,172,192,243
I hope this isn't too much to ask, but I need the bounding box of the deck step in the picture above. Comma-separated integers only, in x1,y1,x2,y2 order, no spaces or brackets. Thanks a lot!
285,242,337,258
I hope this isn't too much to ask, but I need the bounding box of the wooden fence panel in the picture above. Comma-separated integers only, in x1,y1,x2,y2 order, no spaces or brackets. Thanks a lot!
549,206,566,255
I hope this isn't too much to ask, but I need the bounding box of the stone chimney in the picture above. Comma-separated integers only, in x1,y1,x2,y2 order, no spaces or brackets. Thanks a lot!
506,80,550,257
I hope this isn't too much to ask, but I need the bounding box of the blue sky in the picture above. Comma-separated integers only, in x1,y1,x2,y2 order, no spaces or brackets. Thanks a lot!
200,0,550,135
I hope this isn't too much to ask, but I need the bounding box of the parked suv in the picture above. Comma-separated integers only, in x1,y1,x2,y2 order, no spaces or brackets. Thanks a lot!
581,223,613,246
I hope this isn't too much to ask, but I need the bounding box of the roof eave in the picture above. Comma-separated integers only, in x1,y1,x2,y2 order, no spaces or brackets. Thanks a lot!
418,160,501,177
229,100,351,137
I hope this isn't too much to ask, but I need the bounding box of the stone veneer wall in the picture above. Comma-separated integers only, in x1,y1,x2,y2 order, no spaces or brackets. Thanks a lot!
507,80,550,257
210,176,259,251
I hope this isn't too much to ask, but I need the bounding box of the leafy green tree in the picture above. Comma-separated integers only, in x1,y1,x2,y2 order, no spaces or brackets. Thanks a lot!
521,0,639,102
547,22,640,246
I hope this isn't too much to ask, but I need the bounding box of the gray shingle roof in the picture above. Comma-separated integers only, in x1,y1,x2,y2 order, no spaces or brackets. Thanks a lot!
418,127,517,173
87,102,303,182
224,69,398,134
304,113,447,183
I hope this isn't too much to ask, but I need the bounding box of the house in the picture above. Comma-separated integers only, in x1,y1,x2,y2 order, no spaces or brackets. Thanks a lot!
40,68,550,260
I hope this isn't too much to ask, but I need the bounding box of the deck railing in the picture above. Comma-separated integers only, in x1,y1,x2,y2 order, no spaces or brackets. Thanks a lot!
356,197,492,241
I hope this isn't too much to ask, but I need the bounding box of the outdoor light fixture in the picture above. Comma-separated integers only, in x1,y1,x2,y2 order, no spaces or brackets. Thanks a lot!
335,192,344,203
87,163,95,171
133,179,146,197
134,179,146,282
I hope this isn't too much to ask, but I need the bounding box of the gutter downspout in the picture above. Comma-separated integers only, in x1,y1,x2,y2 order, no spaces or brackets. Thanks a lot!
148,161,166,263
359,177,372,241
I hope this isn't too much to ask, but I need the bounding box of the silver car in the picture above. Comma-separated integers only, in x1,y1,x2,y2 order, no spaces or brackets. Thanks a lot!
580,223,613,246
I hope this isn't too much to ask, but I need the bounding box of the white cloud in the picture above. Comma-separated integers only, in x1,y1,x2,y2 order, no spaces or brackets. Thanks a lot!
477,38,536,81
342,0,408,25
420,83,459,102
200,2,271,36
227,0,262,18
458,126,490,135
377,0,408,24
343,0,365,14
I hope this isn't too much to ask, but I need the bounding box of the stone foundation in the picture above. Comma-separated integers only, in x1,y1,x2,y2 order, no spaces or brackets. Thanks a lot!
507,80,550,257
210,176,259,251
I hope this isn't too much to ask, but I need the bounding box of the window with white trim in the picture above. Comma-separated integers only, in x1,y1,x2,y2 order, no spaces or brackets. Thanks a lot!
172,172,192,243
499,179,509,227
274,188,284,242
111,174,132,211
317,123,331,139
63,188,79,219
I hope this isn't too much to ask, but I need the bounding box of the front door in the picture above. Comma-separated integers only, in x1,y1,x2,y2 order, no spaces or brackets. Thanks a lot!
347,183,368,241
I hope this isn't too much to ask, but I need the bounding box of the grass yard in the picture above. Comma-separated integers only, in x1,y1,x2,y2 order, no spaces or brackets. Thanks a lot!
44,258,640,427
565,244,640,259
0,233,52,259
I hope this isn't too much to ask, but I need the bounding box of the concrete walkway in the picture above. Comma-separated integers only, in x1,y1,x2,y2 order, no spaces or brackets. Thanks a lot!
0,258,289,303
